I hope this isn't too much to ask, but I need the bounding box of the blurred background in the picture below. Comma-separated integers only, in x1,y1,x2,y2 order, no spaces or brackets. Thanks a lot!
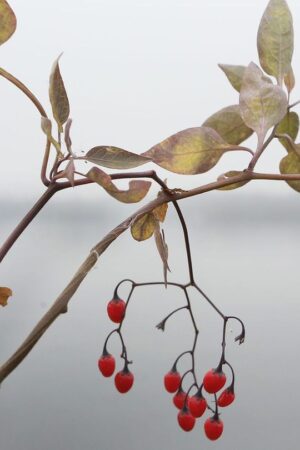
1,0,300,449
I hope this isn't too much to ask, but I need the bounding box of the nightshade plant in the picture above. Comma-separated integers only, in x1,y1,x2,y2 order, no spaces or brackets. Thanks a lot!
0,0,299,442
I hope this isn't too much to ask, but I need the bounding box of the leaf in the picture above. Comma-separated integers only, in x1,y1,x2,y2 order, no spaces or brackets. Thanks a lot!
85,146,150,170
284,66,295,94
40,117,62,156
64,160,75,187
86,167,151,203
49,54,70,132
257,0,294,85
152,191,168,222
217,171,250,191
276,112,299,151
0,286,12,307
64,118,73,154
239,62,288,146
218,64,246,92
131,212,157,241
203,105,253,145
280,152,300,192
154,224,170,287
0,0,16,46
143,126,243,175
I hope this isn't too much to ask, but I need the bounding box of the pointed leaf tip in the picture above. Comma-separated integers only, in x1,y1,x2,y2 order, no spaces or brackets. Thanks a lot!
49,54,70,132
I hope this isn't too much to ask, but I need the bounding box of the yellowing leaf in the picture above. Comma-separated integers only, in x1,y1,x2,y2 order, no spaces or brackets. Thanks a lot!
257,0,294,85
218,64,246,92
284,66,295,94
203,105,253,145
0,286,12,307
239,62,288,146
276,112,299,152
153,203,168,222
49,54,70,132
0,0,16,46
131,212,157,241
87,167,151,203
143,126,244,175
85,146,150,170
217,171,250,191
280,152,300,192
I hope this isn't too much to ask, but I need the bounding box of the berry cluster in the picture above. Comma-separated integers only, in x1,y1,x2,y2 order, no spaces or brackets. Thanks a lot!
97,278,245,442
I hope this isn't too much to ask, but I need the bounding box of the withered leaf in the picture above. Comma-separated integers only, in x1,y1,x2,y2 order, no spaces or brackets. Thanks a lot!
87,167,151,203
49,54,70,132
131,212,157,241
0,286,12,307
40,117,62,156
257,0,294,85
154,224,170,287
218,64,246,92
284,66,295,94
0,0,16,46
85,146,150,170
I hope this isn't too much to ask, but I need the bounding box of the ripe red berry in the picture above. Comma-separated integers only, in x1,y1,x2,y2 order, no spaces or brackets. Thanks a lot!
173,389,188,410
114,367,134,393
107,297,126,323
164,369,181,393
217,387,235,407
188,392,207,418
203,369,226,394
98,352,115,377
204,416,224,441
177,407,196,432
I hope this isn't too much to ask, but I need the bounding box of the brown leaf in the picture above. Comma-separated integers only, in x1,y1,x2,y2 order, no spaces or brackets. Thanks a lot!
280,152,300,192
0,286,12,307
0,0,16,46
154,224,170,287
218,64,246,92
85,146,150,170
143,126,243,175
276,112,299,152
257,0,294,85
131,212,157,241
217,171,250,191
49,54,70,132
203,105,253,145
87,167,151,203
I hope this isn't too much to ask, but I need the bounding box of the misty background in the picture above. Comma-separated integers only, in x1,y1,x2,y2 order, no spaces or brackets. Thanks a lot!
1,1,300,449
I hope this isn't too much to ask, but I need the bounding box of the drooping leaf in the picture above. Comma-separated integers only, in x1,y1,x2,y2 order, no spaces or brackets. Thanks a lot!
239,62,288,146
284,66,295,94
218,64,246,92
0,0,16,46
143,126,245,175
0,286,12,307
87,167,151,203
203,105,253,145
131,212,157,241
64,118,73,154
85,146,150,170
276,111,299,151
152,191,168,222
280,152,300,192
257,0,294,85
217,171,250,191
49,54,70,132
64,160,75,187
154,224,170,287
40,117,62,156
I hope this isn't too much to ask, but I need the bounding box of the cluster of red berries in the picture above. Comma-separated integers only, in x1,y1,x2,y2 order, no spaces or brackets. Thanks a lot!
164,364,235,440
98,296,134,394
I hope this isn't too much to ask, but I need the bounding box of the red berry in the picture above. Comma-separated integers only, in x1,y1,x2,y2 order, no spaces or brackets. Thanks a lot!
177,407,196,432
98,353,115,377
188,393,207,418
204,416,224,441
203,369,226,394
164,369,181,393
217,387,235,407
107,297,126,323
173,389,188,410
114,368,134,393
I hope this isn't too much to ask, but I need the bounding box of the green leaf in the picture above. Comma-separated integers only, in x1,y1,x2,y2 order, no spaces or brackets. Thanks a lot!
143,126,243,175
0,0,16,46
217,171,250,191
85,146,150,170
284,66,295,94
239,62,288,146
257,0,293,85
131,212,157,241
203,105,253,145
154,224,170,287
86,167,151,203
276,111,299,151
280,152,300,192
218,64,246,92
49,54,70,132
